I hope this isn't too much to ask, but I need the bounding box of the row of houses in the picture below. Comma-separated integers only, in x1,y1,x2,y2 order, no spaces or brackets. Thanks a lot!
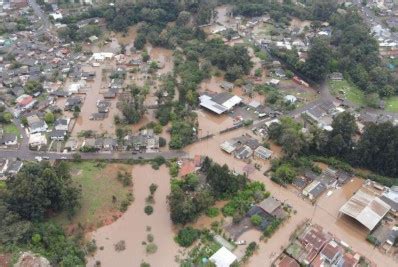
64,129,160,153
293,168,353,201
275,224,372,267
220,135,273,161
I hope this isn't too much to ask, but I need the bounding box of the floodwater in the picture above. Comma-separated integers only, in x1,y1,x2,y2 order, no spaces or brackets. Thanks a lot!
72,65,120,136
87,165,180,267
185,128,395,266
196,110,235,135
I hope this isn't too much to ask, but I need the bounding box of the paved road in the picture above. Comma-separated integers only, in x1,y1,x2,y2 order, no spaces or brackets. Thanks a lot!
0,149,187,161
28,0,53,34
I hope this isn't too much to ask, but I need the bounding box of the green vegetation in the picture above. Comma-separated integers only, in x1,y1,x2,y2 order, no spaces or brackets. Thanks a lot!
2,123,19,135
119,84,146,124
250,214,262,226
206,207,220,218
328,80,366,106
385,96,398,112
222,181,267,219
144,205,154,215
0,162,85,265
175,227,200,247
53,162,133,228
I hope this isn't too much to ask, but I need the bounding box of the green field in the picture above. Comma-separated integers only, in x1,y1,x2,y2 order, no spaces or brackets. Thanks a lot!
328,80,366,106
52,161,133,229
2,123,20,135
385,96,398,112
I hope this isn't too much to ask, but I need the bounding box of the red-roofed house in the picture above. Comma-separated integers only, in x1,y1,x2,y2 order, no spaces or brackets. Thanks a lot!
277,254,300,267
179,160,196,177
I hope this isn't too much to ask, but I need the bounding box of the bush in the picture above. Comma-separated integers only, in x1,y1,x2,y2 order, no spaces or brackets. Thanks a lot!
250,214,262,226
149,183,158,195
206,207,219,218
146,243,158,254
114,240,126,251
147,234,154,243
144,205,154,215
175,227,200,247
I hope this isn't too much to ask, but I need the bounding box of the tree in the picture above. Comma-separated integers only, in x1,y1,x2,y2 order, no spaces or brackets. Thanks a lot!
326,112,357,158
176,11,191,27
44,112,55,124
206,164,247,197
6,162,81,220
175,227,200,247
24,80,43,95
120,84,146,124
272,164,297,185
135,33,146,50
303,37,331,82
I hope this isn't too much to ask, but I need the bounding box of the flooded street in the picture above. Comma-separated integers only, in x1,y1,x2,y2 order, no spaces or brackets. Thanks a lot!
87,165,180,267
185,129,395,266
72,65,120,136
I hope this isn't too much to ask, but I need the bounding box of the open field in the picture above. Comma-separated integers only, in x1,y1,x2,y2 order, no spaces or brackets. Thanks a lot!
2,123,20,135
385,96,398,112
328,80,366,106
52,162,133,231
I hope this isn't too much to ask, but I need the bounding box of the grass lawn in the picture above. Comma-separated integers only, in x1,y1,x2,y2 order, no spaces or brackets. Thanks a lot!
328,80,366,106
2,123,20,135
52,161,133,230
385,96,398,112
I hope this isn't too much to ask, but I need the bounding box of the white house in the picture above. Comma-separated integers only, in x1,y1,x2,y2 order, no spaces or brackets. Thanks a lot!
54,118,70,131
29,133,47,147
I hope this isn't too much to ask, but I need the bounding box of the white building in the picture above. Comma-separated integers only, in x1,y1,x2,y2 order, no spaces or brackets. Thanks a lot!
209,247,237,267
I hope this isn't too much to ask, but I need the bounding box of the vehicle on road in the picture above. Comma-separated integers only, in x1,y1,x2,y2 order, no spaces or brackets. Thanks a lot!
35,156,42,162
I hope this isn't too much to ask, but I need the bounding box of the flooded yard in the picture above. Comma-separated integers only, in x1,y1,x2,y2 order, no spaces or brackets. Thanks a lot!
71,65,120,136
87,165,180,267
186,131,395,266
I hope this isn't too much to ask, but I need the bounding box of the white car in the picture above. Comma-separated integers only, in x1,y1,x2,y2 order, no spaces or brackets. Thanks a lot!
35,156,42,162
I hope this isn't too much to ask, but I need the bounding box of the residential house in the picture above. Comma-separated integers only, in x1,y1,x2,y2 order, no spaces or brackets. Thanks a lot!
0,133,17,146
27,115,48,133
276,254,300,267
103,138,117,151
254,146,273,160
209,247,237,267
6,160,23,176
54,117,70,131
49,129,67,141
311,240,343,266
28,133,47,148
0,159,9,179
298,226,331,264
65,96,82,111
302,181,327,201
234,145,253,160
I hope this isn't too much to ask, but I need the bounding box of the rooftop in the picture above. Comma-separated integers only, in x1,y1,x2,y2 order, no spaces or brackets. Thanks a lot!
339,188,391,230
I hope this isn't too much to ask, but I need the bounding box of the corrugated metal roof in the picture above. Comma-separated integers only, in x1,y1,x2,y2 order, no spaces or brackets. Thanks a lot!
339,189,391,230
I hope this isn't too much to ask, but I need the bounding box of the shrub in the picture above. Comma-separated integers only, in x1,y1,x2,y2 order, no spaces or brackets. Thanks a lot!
206,207,219,218
175,227,200,247
144,205,154,215
146,243,158,254
250,214,262,226
149,183,158,195
114,240,126,251
147,234,154,243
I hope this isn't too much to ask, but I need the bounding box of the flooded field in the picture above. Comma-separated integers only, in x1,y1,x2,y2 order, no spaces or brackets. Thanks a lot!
87,165,180,267
196,110,235,135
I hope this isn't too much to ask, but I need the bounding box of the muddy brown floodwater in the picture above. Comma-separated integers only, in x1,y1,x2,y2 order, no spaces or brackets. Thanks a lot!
72,65,120,136
186,128,395,267
87,165,180,267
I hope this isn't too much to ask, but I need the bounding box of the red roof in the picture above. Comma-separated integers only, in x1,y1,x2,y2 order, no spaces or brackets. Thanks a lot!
18,95,33,106
278,255,300,267
179,160,196,177
193,155,202,167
